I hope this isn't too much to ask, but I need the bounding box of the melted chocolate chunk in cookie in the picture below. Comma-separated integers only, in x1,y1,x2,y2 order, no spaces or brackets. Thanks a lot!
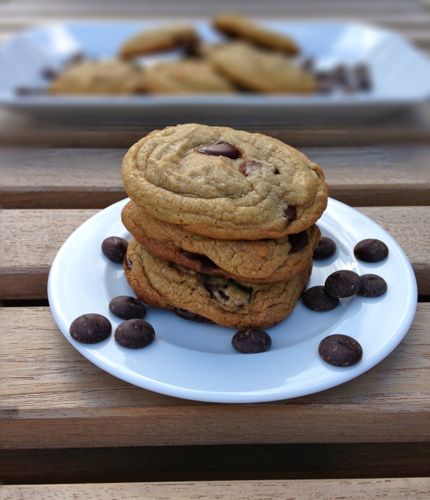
114,319,155,349
288,231,309,253
319,334,363,367
197,141,241,159
232,328,272,354
181,251,218,270
174,307,213,323
354,239,389,263
70,313,111,344
285,206,297,224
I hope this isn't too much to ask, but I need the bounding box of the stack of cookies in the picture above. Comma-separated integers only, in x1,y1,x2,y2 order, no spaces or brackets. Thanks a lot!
121,124,328,328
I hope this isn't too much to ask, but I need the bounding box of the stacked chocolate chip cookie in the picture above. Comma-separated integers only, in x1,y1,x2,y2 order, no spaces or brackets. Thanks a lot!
121,124,328,328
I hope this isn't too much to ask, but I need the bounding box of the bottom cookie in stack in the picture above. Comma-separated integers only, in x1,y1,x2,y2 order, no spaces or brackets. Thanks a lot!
124,239,312,329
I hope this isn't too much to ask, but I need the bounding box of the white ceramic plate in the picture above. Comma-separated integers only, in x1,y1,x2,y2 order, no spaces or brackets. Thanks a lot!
1,20,430,123
48,197,417,403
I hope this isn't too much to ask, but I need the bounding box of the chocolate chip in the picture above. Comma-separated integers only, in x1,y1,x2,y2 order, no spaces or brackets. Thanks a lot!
289,231,309,253
41,67,57,80
313,236,337,260
232,328,272,354
315,71,334,94
102,236,128,264
355,63,371,91
333,64,349,86
197,141,241,159
239,160,264,176
285,206,297,224
70,313,111,344
109,296,147,320
114,319,155,349
358,274,387,297
302,286,339,312
325,270,361,298
182,251,218,270
354,239,389,263
319,334,363,367
174,308,213,323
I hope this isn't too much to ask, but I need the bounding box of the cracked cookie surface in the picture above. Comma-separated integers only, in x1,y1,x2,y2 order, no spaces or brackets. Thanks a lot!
122,201,320,283
124,240,311,328
122,123,328,239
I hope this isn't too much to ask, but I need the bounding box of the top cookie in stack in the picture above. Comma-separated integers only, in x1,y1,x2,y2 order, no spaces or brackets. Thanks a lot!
121,124,328,328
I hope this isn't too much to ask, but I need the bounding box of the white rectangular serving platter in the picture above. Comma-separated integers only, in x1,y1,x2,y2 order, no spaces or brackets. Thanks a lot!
1,20,429,124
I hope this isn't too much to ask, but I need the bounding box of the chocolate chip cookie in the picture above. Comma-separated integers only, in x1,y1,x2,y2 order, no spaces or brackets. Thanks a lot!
208,42,315,93
119,25,199,59
122,124,328,240
122,201,320,283
141,60,234,93
213,13,299,55
124,239,311,328
49,60,144,95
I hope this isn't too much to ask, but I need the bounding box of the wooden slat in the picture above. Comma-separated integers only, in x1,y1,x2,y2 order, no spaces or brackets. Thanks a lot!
1,146,429,209
1,304,428,449
2,478,430,499
0,206,428,300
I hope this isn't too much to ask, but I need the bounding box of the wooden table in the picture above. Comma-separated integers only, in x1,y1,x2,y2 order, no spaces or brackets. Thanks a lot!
1,0,430,497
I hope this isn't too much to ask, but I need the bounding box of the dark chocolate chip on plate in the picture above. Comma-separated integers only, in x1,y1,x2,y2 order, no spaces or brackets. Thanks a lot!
114,319,155,349
232,328,272,354
319,334,363,367
358,274,387,297
285,206,297,224
197,141,241,159
313,236,337,260
288,231,309,253
109,296,147,320
102,236,128,264
302,286,339,312
70,313,111,344
354,239,389,263
325,270,361,298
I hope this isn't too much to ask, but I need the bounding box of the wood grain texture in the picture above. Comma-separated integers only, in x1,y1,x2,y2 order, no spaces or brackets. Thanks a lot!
2,478,430,499
1,305,428,449
1,146,429,208
1,206,428,299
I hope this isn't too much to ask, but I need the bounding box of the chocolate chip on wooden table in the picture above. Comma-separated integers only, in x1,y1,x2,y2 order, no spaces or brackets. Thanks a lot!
239,160,264,176
358,274,387,297
102,236,128,264
109,296,147,320
313,236,336,260
285,206,297,224
354,239,389,263
325,270,361,298
232,328,272,354
288,231,309,253
302,286,339,312
174,308,213,323
70,313,111,344
319,334,363,367
114,319,155,349
197,141,241,159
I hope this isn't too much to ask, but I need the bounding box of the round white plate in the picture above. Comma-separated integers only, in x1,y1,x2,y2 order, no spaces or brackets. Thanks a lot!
48,198,417,403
